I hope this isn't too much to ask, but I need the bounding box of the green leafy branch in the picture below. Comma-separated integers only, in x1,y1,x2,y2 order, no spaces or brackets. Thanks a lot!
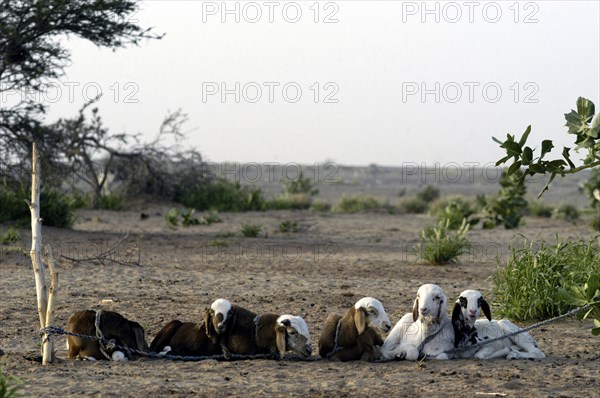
559,275,600,336
494,97,600,197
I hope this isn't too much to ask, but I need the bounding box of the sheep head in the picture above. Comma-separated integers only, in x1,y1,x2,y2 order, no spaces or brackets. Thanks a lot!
204,298,234,337
353,297,391,335
452,290,492,328
412,284,448,323
275,315,312,358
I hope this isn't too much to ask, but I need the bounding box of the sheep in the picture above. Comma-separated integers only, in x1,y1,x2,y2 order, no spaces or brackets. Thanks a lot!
318,297,391,362
149,320,221,357
451,290,545,359
66,310,148,361
381,284,454,360
204,298,312,359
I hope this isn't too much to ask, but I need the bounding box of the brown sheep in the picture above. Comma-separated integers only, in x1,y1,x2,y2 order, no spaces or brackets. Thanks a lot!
66,310,148,361
318,297,391,361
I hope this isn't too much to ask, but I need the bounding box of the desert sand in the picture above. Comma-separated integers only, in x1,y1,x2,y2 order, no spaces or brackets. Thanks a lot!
1,206,598,397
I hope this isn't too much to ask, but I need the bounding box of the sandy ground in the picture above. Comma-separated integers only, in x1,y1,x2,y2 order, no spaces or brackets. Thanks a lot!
1,207,598,397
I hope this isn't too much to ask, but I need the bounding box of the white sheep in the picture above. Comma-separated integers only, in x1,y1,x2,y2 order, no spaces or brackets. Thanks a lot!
451,290,545,359
381,284,454,360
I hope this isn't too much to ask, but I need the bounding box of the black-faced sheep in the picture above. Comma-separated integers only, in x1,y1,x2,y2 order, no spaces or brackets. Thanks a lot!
318,297,391,362
66,310,148,361
451,290,545,359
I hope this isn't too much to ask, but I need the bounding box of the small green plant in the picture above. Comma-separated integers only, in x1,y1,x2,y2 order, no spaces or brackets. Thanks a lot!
208,239,229,248
415,218,471,265
527,200,554,218
201,210,222,225
165,208,180,226
279,220,298,233
559,275,600,335
1,227,21,244
266,194,312,210
398,197,428,214
415,185,440,204
310,200,331,213
180,208,200,226
480,169,528,229
98,193,125,211
241,222,262,238
553,203,580,222
215,231,237,238
280,171,319,196
493,238,600,320
334,196,382,213
435,198,478,229
0,366,21,398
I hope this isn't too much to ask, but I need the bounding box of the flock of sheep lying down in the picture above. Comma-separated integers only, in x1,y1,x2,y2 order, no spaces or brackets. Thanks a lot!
66,284,545,362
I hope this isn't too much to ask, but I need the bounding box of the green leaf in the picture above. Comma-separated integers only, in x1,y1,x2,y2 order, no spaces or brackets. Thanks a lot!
507,161,522,176
522,147,533,165
529,163,546,174
537,172,557,198
558,287,587,306
565,111,586,135
492,136,504,145
562,147,576,168
519,125,532,146
546,159,566,173
540,140,554,159
576,97,595,119
495,155,512,166
501,141,522,157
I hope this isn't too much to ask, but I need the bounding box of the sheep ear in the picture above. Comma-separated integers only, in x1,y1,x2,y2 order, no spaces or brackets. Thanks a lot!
275,324,287,357
451,303,465,348
451,302,464,326
354,308,366,335
204,308,214,338
412,298,419,322
481,299,492,321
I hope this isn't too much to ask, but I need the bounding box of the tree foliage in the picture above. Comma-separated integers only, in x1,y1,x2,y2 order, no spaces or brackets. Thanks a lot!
0,0,161,163
494,97,600,197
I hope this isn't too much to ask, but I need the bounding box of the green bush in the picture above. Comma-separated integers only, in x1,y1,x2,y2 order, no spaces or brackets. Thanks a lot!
98,193,125,211
527,200,554,218
181,179,265,212
165,208,179,226
241,222,262,238
279,220,298,233
415,218,471,265
266,194,312,210
0,183,73,228
165,208,222,227
398,197,428,214
415,185,440,204
553,203,580,222
493,238,600,320
0,366,20,398
333,196,382,213
281,171,319,196
435,197,477,229
208,239,229,248
310,200,331,213
559,275,600,335
1,227,21,244
480,170,528,229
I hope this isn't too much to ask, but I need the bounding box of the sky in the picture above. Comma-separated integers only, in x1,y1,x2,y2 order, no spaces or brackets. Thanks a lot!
34,1,600,167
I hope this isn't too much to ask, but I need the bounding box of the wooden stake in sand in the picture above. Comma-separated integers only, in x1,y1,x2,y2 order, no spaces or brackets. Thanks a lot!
26,142,56,365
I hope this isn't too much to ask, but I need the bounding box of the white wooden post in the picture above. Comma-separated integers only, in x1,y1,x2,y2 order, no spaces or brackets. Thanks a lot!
27,142,53,364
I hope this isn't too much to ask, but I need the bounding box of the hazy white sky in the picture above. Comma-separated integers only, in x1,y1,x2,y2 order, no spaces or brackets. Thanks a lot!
40,0,600,166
